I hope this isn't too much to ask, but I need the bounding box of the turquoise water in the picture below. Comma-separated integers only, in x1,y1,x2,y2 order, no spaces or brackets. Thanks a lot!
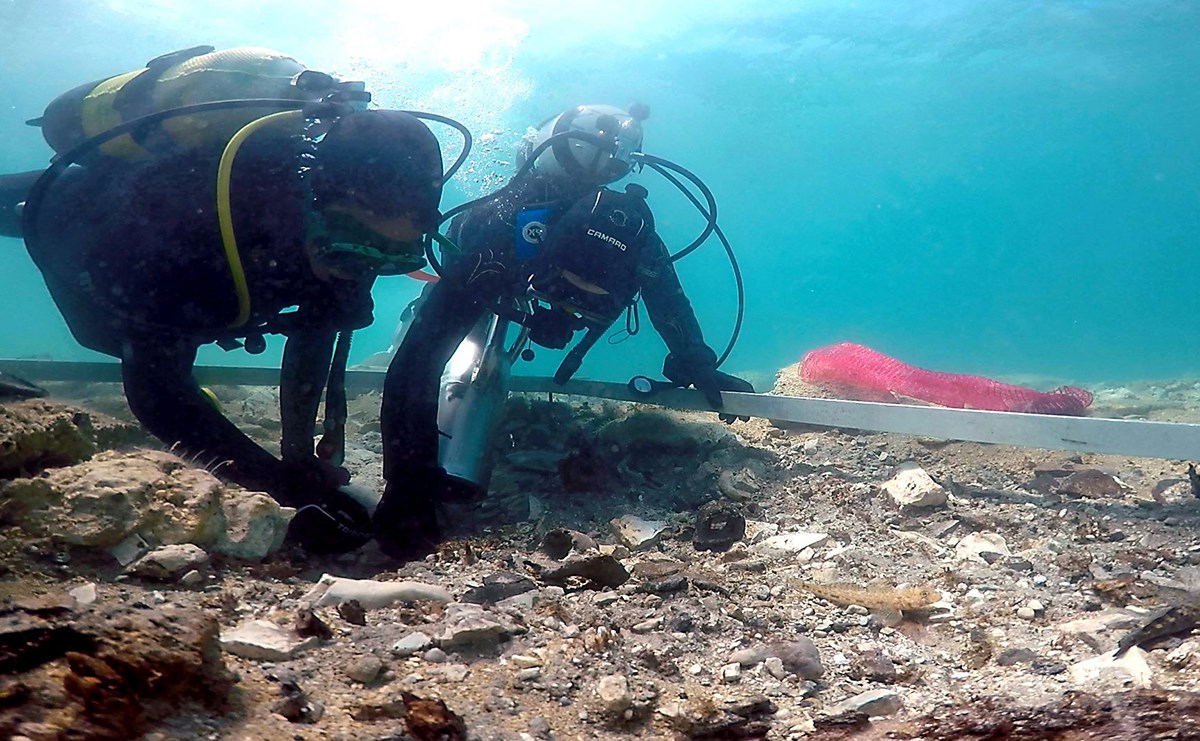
1,0,1197,389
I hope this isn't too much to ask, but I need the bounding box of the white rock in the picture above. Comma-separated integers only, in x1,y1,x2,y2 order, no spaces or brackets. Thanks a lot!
220,619,320,661
721,662,742,683
213,492,295,561
882,463,948,508
828,688,903,717
511,654,544,668
68,582,97,607
392,631,433,657
436,604,511,648
743,520,780,544
1016,606,1037,620
180,569,204,588
302,573,452,609
954,532,1011,562
1070,648,1152,689
609,515,667,551
128,543,209,579
596,674,632,714
753,531,830,555
345,655,385,684
764,656,788,679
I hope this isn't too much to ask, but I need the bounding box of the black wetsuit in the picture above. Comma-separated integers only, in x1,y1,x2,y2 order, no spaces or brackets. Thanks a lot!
0,133,374,504
376,174,726,554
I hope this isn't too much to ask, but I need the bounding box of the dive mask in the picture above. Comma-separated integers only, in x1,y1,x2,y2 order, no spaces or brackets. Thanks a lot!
314,209,428,276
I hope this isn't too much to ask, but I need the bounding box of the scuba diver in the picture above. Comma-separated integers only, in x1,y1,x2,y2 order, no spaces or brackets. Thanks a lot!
0,46,461,553
376,103,754,560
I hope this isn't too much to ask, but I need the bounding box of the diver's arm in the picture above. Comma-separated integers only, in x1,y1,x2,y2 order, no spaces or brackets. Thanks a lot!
640,235,719,369
120,337,285,494
640,235,754,418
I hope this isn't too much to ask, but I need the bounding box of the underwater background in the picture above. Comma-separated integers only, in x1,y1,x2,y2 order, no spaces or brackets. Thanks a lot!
0,0,1197,393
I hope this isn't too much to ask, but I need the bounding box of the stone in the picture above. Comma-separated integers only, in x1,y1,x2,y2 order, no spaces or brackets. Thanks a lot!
338,599,368,625
302,573,452,609
610,515,668,551
955,532,1011,562
753,531,830,555
294,609,333,640
1069,648,1152,689
392,631,433,657
0,399,142,478
511,654,544,668
219,619,321,661
996,647,1039,666
461,572,537,605
346,655,385,684
595,674,632,715
764,656,788,679
529,551,630,589
212,491,294,561
829,688,903,717
882,463,948,508
1058,469,1135,499
68,582,97,607
423,648,448,663
729,647,763,667
1056,609,1143,650
693,500,747,552
517,667,542,682
2,449,294,561
127,544,209,580
1017,606,1037,620
763,639,824,680
721,662,742,683
0,601,233,739
540,528,598,559
436,604,512,649
180,569,204,588
743,520,780,544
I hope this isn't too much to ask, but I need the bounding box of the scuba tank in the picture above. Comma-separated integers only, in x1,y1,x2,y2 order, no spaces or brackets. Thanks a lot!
27,45,354,161
436,312,530,492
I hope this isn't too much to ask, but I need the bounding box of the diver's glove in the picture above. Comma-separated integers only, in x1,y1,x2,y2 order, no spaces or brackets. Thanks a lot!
662,352,756,424
288,490,374,554
277,457,371,554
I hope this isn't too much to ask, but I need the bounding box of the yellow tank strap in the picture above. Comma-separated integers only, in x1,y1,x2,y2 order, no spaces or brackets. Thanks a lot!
215,109,302,328
80,70,149,159
198,386,223,412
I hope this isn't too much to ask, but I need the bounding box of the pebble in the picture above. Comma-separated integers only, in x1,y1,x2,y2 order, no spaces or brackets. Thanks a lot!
68,582,97,606
596,674,632,715
764,656,788,680
828,688,903,717
392,631,433,658
512,654,544,669
517,667,543,682
631,617,662,633
1016,606,1037,620
721,662,742,683
423,648,448,663
345,656,385,684
180,570,204,588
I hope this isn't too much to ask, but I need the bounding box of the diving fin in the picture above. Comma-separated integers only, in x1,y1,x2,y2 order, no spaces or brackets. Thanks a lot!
0,370,47,399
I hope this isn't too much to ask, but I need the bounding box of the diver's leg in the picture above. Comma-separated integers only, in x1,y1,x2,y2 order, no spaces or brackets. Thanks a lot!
0,170,43,238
